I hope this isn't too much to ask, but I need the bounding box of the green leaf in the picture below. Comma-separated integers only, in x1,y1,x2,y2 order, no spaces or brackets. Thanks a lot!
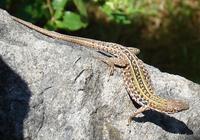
52,0,68,11
54,20,67,29
101,3,114,16
45,20,57,30
63,11,87,30
55,11,88,31
54,10,63,19
113,13,131,24
73,0,87,17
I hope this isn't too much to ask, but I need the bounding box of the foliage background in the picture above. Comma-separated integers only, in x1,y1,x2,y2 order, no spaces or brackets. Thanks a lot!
1,0,200,83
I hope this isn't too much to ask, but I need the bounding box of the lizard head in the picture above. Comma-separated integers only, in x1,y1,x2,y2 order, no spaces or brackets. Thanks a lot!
166,99,189,113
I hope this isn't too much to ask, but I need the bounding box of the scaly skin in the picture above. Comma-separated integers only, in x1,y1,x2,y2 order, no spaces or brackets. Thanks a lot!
11,15,189,124
121,48,189,123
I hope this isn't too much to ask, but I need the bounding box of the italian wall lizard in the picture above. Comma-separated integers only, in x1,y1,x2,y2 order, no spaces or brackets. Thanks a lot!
11,16,189,124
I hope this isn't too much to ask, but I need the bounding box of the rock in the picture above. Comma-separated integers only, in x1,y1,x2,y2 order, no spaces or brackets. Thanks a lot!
0,9,199,140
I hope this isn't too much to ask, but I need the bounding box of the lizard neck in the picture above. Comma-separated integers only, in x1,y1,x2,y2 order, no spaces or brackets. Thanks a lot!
150,99,189,113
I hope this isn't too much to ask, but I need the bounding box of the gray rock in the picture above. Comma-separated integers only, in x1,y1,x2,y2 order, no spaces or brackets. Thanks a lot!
0,9,199,140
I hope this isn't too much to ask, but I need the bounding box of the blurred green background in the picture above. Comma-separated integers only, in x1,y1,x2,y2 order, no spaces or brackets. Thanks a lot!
1,0,200,83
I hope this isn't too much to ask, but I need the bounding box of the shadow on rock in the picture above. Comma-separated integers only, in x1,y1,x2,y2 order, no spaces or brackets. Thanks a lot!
131,101,193,135
0,57,31,140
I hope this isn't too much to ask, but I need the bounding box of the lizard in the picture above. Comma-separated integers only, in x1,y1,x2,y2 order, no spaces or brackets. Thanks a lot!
11,15,189,124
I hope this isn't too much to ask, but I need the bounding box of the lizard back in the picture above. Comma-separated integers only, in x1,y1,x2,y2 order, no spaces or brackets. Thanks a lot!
121,48,189,113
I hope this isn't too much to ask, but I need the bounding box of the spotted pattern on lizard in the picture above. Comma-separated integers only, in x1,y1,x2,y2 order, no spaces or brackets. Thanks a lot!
11,15,189,124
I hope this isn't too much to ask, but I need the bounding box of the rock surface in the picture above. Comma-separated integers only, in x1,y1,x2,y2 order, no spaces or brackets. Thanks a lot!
0,9,200,140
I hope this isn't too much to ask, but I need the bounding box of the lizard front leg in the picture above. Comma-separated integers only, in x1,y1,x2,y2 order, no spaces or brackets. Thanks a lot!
128,106,149,125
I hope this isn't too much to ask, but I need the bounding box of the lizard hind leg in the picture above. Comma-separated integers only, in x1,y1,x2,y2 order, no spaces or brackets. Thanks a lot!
127,106,149,125
127,47,140,55
94,56,128,75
